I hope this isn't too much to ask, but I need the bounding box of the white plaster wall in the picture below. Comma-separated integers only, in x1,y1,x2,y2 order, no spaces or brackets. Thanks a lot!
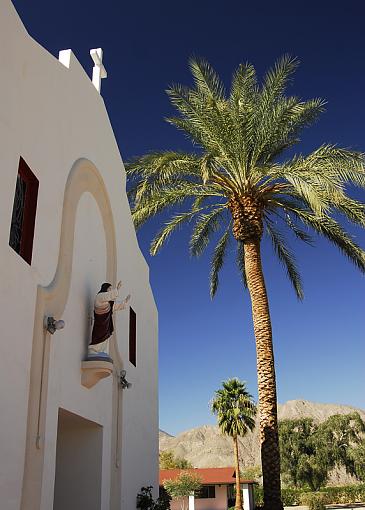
41,193,113,510
0,1,158,509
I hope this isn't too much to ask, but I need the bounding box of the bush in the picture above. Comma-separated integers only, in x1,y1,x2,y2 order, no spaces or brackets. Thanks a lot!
136,486,171,510
300,493,327,510
254,483,365,508
318,484,365,504
283,487,305,506
253,486,263,506
254,486,304,506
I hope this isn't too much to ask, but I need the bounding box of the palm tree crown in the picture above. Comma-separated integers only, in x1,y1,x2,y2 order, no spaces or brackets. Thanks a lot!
211,378,256,436
127,56,365,298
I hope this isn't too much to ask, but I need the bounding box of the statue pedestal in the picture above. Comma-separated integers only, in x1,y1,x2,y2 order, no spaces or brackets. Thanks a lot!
81,354,113,388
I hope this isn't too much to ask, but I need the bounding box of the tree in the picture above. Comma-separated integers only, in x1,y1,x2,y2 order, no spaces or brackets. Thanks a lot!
211,378,256,510
163,472,202,510
349,439,365,481
279,413,365,490
126,56,365,509
160,450,192,469
317,413,365,479
279,418,331,490
241,465,262,484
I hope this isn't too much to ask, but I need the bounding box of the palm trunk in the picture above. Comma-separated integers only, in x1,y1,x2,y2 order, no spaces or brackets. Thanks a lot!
233,435,243,510
243,240,283,510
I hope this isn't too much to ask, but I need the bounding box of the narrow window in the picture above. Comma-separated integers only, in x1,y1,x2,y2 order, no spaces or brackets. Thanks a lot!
9,157,39,264
129,307,136,366
196,486,216,499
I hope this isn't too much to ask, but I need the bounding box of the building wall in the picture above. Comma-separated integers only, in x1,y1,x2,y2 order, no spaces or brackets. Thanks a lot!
170,486,228,510
195,486,228,510
168,485,254,510
0,2,158,509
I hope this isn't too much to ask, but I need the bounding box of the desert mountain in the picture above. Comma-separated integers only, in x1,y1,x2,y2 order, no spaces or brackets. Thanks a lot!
159,400,365,482
159,429,173,439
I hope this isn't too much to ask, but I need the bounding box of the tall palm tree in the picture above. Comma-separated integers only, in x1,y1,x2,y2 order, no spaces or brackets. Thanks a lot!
211,379,256,510
126,56,365,509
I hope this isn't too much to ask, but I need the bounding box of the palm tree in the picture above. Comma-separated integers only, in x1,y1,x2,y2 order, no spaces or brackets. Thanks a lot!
211,379,256,510
126,56,365,509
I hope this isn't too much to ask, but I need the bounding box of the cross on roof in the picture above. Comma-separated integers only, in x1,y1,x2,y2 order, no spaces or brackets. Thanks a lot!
90,48,107,93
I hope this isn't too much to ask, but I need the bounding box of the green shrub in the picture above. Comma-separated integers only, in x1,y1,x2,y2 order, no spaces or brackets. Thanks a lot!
255,483,365,508
253,486,263,506
318,484,365,504
300,492,327,510
254,486,304,506
136,486,171,510
281,487,303,506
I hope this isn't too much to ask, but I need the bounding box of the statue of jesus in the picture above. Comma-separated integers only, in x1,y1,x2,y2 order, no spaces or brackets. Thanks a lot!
88,280,130,357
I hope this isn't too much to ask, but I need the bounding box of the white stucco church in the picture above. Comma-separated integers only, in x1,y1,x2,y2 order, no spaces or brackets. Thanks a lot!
0,1,158,509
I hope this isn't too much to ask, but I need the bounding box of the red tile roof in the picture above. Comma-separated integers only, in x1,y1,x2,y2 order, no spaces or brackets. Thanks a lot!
159,467,255,485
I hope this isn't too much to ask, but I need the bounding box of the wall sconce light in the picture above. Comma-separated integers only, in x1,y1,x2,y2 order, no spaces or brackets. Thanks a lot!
46,316,65,335
120,369,132,389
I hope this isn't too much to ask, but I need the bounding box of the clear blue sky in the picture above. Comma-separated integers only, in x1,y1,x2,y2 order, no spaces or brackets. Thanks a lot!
13,0,365,436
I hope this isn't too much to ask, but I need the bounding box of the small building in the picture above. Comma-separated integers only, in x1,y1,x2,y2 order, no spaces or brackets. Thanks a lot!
160,468,256,510
0,2,158,510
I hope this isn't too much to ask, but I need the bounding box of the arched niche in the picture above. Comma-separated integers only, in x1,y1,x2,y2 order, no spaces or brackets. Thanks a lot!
21,158,124,510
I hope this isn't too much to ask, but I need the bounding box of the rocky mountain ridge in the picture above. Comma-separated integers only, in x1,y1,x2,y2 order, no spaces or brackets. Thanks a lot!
159,400,365,484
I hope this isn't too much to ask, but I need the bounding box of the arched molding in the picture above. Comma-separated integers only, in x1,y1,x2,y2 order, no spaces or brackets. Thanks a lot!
21,158,123,510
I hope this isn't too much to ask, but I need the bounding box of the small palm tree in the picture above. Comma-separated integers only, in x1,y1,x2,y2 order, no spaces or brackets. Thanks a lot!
211,378,256,510
126,56,365,509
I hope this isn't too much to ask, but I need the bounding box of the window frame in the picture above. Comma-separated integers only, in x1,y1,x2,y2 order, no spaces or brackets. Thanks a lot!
129,307,137,366
9,157,39,264
195,485,216,499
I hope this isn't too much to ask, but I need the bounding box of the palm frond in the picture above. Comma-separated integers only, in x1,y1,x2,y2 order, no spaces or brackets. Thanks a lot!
330,192,365,228
210,224,231,298
272,146,365,191
150,207,208,256
286,208,365,272
126,151,200,177
167,84,245,189
258,97,326,165
266,220,304,299
284,213,313,244
189,206,227,257
189,57,225,100
252,56,299,154
132,183,220,228
262,55,299,102
306,145,365,188
126,152,203,208
230,62,258,112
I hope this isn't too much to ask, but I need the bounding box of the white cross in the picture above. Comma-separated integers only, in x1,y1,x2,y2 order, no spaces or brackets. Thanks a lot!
90,48,107,93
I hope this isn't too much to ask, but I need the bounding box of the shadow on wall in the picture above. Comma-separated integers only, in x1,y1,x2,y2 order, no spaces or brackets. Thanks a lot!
53,408,103,510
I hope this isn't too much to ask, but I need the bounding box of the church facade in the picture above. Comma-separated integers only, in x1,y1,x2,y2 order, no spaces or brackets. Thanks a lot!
0,2,158,509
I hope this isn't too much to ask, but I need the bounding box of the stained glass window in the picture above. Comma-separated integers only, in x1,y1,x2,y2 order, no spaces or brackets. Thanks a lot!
9,157,39,264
